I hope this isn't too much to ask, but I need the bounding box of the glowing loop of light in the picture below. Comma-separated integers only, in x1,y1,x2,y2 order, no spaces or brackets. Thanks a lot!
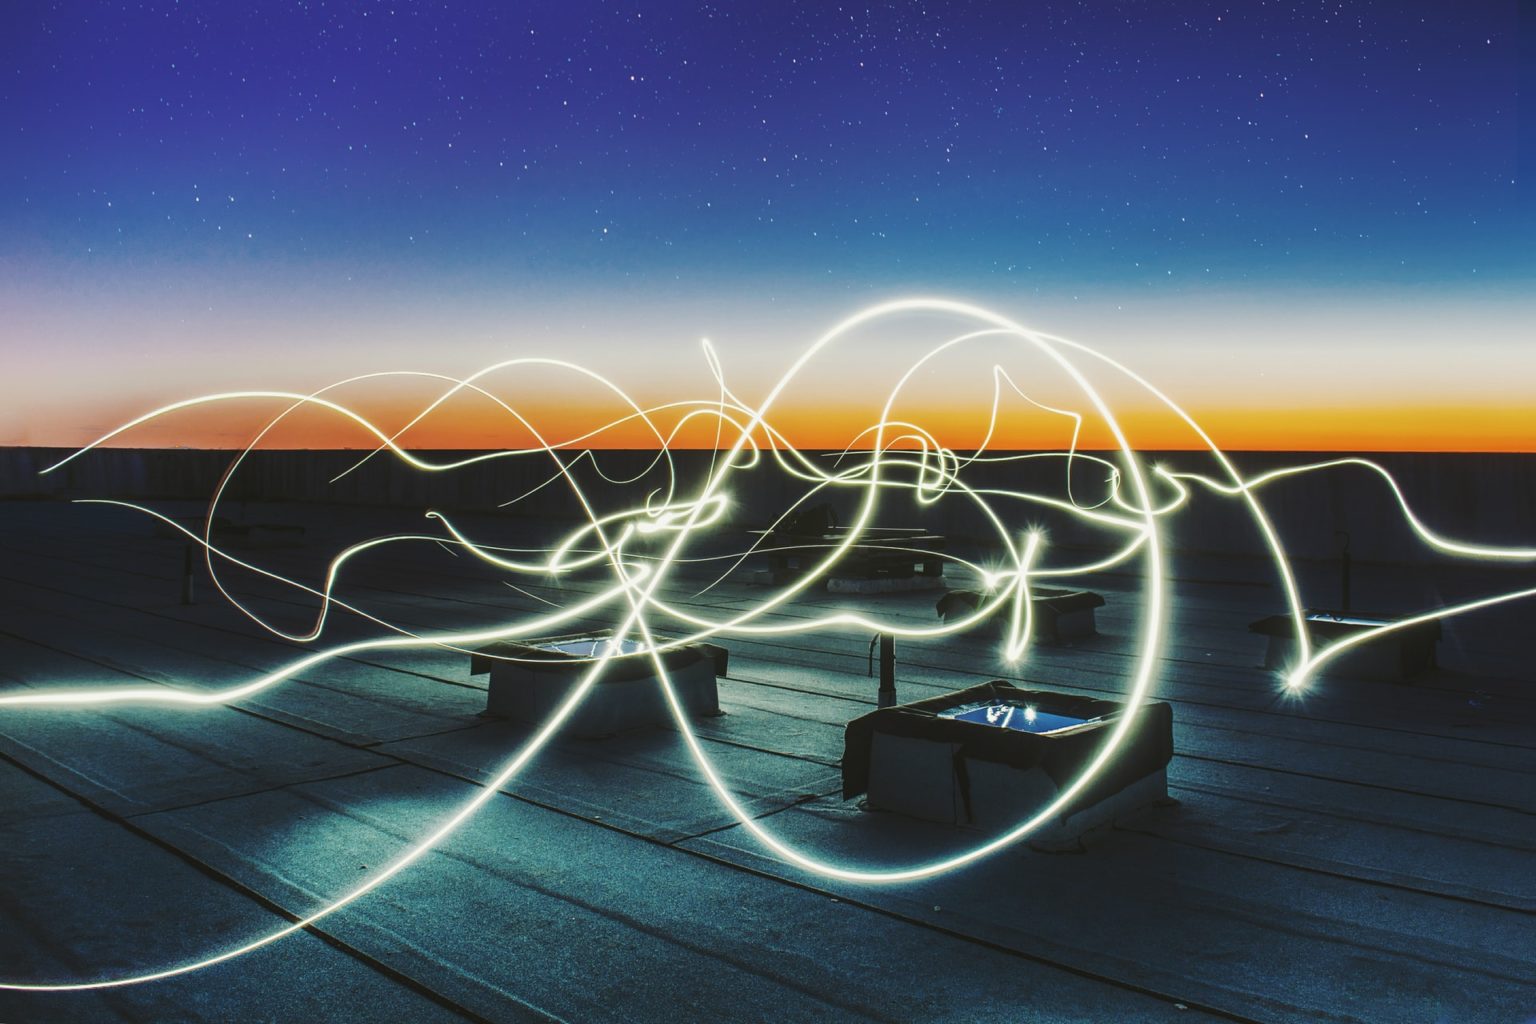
3,297,1532,992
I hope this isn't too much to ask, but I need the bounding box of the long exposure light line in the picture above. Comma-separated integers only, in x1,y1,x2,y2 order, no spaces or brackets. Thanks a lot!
2,297,1528,990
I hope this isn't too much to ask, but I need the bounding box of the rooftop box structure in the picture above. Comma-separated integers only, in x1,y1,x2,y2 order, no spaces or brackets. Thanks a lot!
1249,610,1439,682
753,510,947,592
936,587,1106,643
470,632,724,738
842,681,1172,846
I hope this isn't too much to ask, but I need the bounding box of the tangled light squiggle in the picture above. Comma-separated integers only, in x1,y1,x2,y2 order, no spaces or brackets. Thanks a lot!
3,297,1531,991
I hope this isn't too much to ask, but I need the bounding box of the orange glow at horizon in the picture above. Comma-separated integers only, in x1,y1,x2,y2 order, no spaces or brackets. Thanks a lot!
24,396,1535,454
7,283,1535,457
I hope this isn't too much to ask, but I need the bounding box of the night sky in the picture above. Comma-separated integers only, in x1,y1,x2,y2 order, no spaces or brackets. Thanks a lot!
3,1,1531,449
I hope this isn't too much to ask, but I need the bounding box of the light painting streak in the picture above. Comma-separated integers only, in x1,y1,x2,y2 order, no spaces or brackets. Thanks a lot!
2,297,1531,991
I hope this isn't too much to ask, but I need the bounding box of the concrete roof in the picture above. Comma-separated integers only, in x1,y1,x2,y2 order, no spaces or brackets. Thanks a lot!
1,499,1532,1023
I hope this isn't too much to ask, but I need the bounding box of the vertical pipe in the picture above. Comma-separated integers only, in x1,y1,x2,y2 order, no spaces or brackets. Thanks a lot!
878,633,896,708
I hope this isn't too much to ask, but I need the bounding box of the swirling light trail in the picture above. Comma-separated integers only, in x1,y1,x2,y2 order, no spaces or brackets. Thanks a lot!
2,298,1530,991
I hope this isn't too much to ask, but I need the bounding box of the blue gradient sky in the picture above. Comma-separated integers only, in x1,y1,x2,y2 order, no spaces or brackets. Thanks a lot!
3,1,1531,448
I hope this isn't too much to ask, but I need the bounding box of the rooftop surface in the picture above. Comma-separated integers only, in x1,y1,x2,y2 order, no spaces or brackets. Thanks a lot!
0,498,1532,1023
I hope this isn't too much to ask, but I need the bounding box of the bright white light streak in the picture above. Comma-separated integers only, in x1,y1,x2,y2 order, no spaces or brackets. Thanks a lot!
6,296,1528,989
1169,458,1536,561
1034,330,1314,666
0,618,638,991
1285,585,1536,689
581,296,1168,886
1003,531,1043,663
